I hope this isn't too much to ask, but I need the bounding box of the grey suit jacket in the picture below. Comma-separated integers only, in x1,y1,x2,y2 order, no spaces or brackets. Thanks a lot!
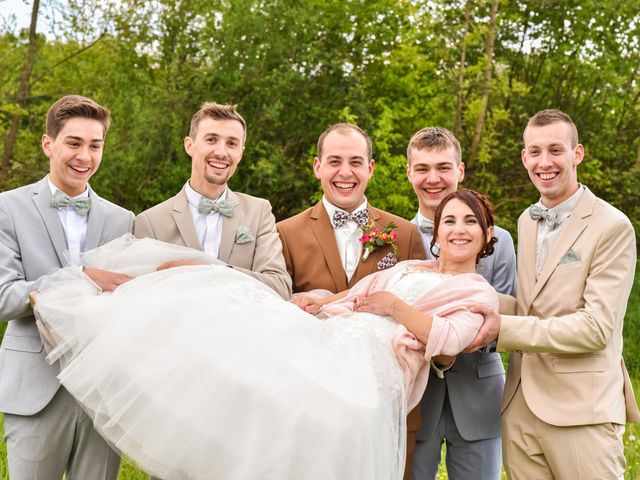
134,186,291,299
0,176,134,415
413,218,516,441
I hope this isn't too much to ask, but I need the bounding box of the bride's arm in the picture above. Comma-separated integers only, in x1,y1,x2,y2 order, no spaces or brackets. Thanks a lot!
355,291,433,344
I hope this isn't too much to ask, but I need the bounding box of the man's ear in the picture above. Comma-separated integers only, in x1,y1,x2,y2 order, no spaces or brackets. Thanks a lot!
573,143,585,167
312,157,321,179
41,134,52,157
457,161,465,183
184,136,193,157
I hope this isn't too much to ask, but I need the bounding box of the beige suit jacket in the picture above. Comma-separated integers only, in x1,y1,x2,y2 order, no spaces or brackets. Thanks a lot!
276,201,425,294
498,187,640,426
134,187,291,299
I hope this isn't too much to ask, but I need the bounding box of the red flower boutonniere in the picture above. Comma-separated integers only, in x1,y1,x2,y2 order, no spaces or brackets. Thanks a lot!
359,221,399,270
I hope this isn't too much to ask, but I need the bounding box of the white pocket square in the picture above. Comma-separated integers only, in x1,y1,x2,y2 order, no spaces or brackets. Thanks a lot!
235,227,255,244
559,249,580,265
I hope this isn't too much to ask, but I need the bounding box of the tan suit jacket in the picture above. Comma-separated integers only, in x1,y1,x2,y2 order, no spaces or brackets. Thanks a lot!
134,187,291,299
498,187,640,426
276,201,425,294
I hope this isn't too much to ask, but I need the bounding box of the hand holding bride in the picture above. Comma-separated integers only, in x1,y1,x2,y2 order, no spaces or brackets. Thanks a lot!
83,267,133,292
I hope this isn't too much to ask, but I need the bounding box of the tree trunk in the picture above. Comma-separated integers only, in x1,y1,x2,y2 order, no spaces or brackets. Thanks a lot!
453,0,473,138
469,0,498,168
1,0,40,176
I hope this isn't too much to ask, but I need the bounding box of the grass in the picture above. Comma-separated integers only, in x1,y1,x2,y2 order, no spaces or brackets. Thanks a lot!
2,267,640,479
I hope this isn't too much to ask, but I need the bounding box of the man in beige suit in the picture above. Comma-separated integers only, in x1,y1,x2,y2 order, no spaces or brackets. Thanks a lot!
276,123,425,472
134,102,291,300
469,109,639,479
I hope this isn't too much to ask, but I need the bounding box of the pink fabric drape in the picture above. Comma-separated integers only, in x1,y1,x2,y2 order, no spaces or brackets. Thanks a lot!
318,260,499,410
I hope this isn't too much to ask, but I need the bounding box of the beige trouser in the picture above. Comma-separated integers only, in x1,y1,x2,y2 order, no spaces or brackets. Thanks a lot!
502,383,625,480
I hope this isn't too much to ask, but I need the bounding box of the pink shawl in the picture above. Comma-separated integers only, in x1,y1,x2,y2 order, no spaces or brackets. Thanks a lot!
319,260,499,410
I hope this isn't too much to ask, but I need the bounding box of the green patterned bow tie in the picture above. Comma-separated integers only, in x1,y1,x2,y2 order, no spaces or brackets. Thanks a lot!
198,197,234,217
418,219,434,234
529,204,558,230
50,190,91,216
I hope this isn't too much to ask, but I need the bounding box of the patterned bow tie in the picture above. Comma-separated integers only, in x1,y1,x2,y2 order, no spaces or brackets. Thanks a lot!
50,190,91,216
332,209,369,229
198,197,234,217
418,219,434,234
529,204,558,230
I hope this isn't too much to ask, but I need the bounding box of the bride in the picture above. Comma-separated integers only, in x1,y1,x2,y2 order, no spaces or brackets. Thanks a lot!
33,189,499,480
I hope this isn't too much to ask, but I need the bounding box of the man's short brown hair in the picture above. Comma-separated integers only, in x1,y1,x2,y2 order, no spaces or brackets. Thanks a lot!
46,95,110,139
406,127,462,165
189,102,247,141
525,109,579,148
316,123,373,161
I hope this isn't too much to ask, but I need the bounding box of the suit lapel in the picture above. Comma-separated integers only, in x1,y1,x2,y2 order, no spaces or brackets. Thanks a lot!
84,189,106,250
519,212,539,311
218,189,240,263
172,188,201,250
530,189,594,301
311,203,348,292
32,178,67,266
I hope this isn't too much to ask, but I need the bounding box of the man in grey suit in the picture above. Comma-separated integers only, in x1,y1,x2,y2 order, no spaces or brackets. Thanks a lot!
405,127,516,480
134,101,290,299
0,95,134,479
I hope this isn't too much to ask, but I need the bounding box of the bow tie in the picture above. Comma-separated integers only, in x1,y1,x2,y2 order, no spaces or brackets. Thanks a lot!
529,204,558,230
332,209,369,229
50,190,91,216
418,219,434,234
198,197,234,217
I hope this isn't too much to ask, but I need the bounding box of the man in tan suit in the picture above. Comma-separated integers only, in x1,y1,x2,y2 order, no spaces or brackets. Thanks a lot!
134,102,291,300
469,109,639,479
276,123,425,471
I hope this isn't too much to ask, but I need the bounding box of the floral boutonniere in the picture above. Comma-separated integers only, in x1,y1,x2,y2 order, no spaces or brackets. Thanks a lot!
359,221,399,269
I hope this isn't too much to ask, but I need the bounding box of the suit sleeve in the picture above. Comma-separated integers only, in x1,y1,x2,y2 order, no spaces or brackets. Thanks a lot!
490,229,517,296
498,218,636,353
232,201,292,300
0,196,78,321
133,212,156,239
276,222,295,280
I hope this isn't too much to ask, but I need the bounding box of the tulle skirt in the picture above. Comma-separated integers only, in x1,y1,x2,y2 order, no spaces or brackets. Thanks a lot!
35,236,407,480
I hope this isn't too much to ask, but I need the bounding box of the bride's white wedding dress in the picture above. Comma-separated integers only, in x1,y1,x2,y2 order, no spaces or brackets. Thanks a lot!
33,236,496,480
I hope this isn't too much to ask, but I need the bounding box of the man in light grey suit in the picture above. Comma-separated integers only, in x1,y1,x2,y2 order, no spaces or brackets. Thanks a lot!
405,127,516,480
0,95,134,479
134,102,291,300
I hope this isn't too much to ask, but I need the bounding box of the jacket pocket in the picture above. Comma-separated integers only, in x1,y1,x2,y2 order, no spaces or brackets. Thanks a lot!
1,334,44,353
552,353,605,373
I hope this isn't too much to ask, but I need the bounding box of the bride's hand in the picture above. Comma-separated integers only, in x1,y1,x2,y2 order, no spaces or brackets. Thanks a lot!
355,292,400,316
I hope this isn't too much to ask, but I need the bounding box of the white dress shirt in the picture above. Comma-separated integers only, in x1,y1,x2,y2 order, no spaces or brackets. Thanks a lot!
185,182,227,258
48,177,88,266
535,185,584,276
322,197,368,282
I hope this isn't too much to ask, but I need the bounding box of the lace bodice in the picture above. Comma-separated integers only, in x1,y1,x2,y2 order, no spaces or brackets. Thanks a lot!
385,265,449,304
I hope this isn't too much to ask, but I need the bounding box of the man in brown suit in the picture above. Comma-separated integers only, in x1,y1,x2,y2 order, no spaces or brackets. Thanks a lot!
469,109,639,479
134,102,291,300
276,123,425,471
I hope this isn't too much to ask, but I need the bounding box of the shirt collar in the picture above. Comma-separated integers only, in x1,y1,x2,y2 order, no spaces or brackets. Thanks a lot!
322,196,368,219
185,181,227,209
536,184,584,218
47,176,90,199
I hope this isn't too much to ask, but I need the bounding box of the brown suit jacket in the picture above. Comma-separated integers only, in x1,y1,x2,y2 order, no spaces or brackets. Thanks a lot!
134,186,291,300
276,201,425,294
498,187,640,425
